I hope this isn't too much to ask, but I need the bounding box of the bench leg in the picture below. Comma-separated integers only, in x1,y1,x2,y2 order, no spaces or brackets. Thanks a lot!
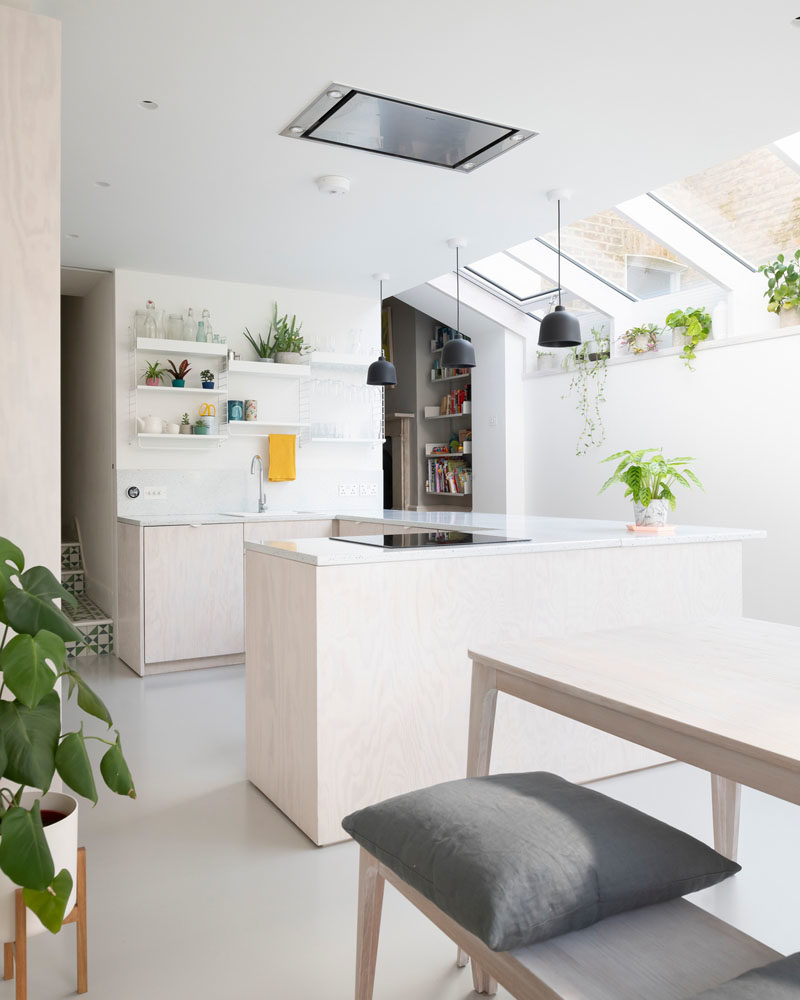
355,849,385,1000
456,946,469,967
3,942,13,981
711,774,741,862
75,846,88,994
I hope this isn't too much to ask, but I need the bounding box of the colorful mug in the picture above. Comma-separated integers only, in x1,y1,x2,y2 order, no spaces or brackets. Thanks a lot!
245,400,258,422
228,399,244,422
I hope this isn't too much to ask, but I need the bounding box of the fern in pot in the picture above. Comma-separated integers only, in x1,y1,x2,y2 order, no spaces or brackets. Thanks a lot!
0,537,135,938
599,449,703,527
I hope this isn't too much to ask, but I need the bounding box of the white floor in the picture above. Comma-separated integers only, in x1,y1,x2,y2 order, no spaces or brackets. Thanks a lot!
25,655,800,999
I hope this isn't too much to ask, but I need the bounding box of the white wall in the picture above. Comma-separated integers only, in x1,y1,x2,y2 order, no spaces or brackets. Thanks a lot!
114,269,382,516
61,274,116,613
0,7,61,575
526,332,800,626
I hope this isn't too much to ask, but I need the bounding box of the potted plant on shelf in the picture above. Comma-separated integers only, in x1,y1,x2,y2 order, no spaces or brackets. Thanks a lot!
0,536,135,939
180,412,192,435
243,327,275,363
618,323,660,355
561,327,610,456
758,250,800,327
599,448,703,528
665,307,712,369
270,304,308,364
200,369,216,389
165,359,191,387
193,420,209,435
142,361,167,387
536,350,559,371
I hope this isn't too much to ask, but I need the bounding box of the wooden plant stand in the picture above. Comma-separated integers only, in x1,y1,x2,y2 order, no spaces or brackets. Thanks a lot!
3,847,87,1000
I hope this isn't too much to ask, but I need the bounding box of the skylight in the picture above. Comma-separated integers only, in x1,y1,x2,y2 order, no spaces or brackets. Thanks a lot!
281,84,537,172
466,254,558,301
654,141,800,267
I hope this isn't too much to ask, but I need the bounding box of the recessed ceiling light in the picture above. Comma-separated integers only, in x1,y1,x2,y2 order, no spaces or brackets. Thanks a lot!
510,134,523,143
463,162,475,170
290,125,304,135
138,100,159,111
326,88,344,99
65,233,79,239
95,180,111,188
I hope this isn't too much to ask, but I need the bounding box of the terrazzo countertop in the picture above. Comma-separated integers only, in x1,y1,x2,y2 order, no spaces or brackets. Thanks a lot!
245,513,765,567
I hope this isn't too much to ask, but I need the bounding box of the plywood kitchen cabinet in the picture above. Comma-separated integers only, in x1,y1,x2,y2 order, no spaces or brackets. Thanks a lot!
243,520,334,543
117,521,244,675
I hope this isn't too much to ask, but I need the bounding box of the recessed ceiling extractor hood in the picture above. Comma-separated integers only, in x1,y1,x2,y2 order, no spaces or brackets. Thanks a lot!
281,83,537,172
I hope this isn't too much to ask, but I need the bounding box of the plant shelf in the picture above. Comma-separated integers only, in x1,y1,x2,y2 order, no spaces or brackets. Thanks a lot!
136,385,226,395
310,352,371,369
137,432,224,442
136,337,228,357
229,360,311,377
228,421,309,436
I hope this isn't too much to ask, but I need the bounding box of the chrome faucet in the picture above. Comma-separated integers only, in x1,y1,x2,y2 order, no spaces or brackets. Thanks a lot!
250,455,267,513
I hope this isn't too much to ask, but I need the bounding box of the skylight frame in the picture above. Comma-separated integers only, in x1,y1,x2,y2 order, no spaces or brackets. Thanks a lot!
280,82,538,172
464,255,559,305
645,192,758,273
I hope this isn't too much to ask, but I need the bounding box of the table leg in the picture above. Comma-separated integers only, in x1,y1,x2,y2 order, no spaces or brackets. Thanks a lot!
711,774,741,862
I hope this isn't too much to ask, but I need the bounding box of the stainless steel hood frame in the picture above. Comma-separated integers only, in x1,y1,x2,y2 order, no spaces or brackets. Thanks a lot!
280,82,537,173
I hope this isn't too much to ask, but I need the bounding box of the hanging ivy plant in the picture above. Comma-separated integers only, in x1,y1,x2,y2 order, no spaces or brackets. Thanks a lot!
561,327,610,456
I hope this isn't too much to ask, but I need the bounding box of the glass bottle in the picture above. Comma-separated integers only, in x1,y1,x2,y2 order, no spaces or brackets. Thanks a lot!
184,307,197,342
144,300,158,340
202,308,213,343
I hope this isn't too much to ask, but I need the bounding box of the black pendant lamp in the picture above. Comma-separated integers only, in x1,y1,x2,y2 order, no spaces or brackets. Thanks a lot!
441,238,476,369
366,272,397,387
538,190,581,349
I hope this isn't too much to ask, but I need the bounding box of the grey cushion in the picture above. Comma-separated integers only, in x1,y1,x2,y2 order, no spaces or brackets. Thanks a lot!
342,771,740,952
689,954,800,998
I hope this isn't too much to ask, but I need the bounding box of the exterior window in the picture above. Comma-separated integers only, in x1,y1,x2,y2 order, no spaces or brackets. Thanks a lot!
654,141,800,267
466,253,557,301
541,209,716,299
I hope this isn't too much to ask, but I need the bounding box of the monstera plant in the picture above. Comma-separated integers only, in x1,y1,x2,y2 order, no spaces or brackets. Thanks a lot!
0,536,135,932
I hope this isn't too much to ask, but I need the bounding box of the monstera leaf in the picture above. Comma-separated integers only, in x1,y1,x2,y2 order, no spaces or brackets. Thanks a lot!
3,567,81,643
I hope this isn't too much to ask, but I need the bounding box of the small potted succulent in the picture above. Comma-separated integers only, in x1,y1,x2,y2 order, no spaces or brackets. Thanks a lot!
619,323,660,355
599,448,703,528
193,420,209,435
270,304,308,364
665,307,712,369
243,327,275,363
758,250,800,326
180,412,192,435
536,350,559,371
142,361,166,386
165,359,191,387
200,369,216,389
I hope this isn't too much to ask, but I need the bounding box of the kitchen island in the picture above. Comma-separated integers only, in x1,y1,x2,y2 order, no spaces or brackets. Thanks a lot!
244,512,763,845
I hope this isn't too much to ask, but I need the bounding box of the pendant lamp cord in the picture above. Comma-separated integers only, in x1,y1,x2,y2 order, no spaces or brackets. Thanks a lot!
379,278,383,356
456,245,461,336
557,199,562,308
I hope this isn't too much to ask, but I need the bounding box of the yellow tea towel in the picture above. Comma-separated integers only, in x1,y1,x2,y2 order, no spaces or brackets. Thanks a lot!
268,434,296,482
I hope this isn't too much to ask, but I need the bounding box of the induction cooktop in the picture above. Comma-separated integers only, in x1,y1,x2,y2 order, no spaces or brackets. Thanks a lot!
331,531,531,549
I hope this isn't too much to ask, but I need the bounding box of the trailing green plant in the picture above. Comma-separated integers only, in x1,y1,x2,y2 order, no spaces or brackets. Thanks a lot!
165,359,192,381
269,303,307,354
618,323,660,355
599,449,703,509
758,250,800,316
141,361,166,383
0,537,135,933
561,327,610,456
243,327,275,359
181,412,190,425
200,369,215,383
665,307,712,369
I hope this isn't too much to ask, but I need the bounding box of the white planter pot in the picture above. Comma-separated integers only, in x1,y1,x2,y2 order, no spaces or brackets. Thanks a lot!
537,355,559,371
274,352,305,365
256,357,275,363
633,499,669,527
779,306,800,329
671,326,691,349
0,791,78,940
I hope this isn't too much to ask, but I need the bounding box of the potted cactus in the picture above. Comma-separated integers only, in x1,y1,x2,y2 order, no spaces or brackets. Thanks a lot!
270,304,308,364
0,536,135,938
165,359,191,387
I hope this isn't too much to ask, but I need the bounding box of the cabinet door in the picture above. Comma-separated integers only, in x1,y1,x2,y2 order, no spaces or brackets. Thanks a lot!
143,524,244,664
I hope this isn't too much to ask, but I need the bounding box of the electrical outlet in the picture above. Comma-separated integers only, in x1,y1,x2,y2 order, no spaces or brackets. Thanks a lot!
489,415,498,427
339,483,358,497
143,487,167,499
366,483,378,497
359,483,369,496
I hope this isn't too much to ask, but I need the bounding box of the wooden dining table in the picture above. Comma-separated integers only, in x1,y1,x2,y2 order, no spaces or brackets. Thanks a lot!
444,615,800,997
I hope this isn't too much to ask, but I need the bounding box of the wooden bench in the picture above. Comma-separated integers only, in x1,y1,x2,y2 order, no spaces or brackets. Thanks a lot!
354,617,799,999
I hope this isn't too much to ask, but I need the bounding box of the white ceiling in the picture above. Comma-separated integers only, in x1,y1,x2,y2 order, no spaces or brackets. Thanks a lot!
37,0,800,299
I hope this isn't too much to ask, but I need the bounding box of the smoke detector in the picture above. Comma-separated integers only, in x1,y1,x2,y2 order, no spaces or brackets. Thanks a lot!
316,175,350,196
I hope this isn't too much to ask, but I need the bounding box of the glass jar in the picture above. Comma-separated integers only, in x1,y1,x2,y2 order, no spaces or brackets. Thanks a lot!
167,313,183,340
201,308,213,343
184,307,197,342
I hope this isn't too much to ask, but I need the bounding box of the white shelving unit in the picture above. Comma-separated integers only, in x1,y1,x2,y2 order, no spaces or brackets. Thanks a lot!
431,373,471,383
132,334,229,448
424,411,471,421
228,421,309,437
310,352,370,370
229,360,310,378
421,328,472,508
309,437,385,444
